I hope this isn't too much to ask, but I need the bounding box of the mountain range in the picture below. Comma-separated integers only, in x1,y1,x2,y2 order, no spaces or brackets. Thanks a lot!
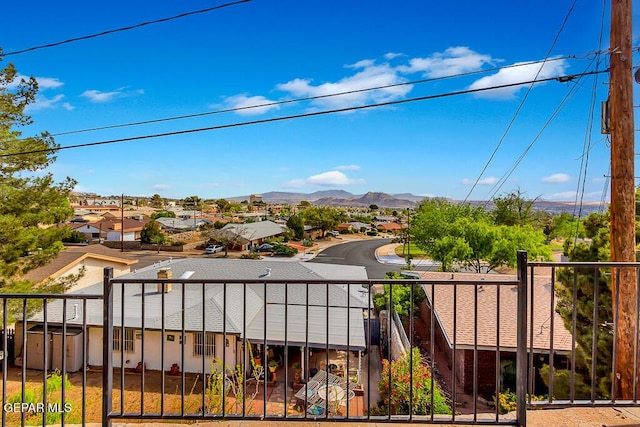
227,190,605,214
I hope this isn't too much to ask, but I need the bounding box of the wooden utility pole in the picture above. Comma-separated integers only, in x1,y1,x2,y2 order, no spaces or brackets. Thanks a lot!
609,0,636,399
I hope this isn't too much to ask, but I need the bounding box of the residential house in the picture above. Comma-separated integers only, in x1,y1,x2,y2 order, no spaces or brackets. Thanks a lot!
417,271,572,398
336,223,354,233
20,259,369,375
219,220,286,250
155,217,211,232
375,222,404,234
24,245,138,292
72,218,150,242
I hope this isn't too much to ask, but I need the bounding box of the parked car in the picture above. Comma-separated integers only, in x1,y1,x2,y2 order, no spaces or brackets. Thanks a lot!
204,245,224,254
328,231,340,237
255,243,273,252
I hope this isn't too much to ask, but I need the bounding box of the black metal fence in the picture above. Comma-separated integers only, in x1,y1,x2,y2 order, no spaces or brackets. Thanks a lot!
10,252,640,426
525,260,640,409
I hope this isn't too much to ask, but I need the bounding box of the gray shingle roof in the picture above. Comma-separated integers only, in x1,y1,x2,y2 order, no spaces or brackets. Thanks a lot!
31,258,369,349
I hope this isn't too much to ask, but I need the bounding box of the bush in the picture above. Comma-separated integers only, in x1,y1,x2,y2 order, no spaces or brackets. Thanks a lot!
272,243,298,257
494,389,545,414
241,252,261,259
7,388,36,405
372,348,450,415
171,241,186,246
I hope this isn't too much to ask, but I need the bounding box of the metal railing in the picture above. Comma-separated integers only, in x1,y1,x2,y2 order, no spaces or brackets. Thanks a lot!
19,251,640,426
526,260,640,409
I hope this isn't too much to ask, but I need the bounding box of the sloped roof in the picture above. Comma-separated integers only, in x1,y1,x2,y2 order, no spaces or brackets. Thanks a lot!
24,245,138,284
33,258,369,349
221,221,286,242
418,271,572,353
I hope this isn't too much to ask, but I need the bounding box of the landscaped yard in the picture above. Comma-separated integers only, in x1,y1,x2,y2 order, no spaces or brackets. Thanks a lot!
394,243,428,258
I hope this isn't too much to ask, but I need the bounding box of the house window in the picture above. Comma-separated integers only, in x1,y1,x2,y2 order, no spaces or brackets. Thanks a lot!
193,332,215,356
113,328,135,353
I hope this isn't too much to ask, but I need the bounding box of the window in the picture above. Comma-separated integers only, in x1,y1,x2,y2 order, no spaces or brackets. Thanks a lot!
193,332,215,356
113,327,135,353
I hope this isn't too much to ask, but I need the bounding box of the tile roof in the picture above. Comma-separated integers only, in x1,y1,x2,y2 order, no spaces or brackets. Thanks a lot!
418,271,572,353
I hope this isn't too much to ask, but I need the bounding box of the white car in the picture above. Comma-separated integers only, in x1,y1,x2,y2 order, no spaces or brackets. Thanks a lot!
204,245,224,254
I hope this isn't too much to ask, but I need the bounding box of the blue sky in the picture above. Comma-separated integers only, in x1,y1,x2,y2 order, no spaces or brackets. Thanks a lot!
2,0,637,202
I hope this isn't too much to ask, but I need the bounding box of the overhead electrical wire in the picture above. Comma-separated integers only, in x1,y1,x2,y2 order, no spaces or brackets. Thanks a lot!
462,0,579,204
569,0,607,249
1,0,251,57
479,67,591,206
16,56,582,141
0,69,606,159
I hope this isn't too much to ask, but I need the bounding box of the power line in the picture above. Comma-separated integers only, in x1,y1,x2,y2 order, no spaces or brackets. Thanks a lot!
0,70,606,159
1,0,251,57
22,56,579,141
462,0,579,203
479,68,589,206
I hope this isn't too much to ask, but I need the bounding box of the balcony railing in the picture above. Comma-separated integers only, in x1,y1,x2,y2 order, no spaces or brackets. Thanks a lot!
0,251,638,426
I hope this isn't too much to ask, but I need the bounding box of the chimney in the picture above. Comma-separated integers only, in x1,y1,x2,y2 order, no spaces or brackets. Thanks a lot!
157,267,172,293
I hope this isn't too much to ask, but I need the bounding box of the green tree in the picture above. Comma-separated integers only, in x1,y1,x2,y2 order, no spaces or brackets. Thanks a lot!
140,220,165,244
369,204,379,212
149,193,164,209
555,216,612,398
151,210,175,219
301,206,345,237
286,214,305,240
492,188,537,226
411,199,551,272
373,272,426,316
215,198,230,213
181,195,203,211
0,56,76,295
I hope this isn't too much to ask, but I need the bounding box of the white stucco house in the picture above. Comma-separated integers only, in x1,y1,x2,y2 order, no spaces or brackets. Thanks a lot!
19,258,370,375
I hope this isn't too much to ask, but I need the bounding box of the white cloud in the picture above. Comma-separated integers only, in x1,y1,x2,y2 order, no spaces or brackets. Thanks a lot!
62,102,75,111
35,76,64,89
25,94,66,112
307,171,364,186
461,176,499,185
398,46,494,78
277,61,411,110
346,59,376,69
81,87,143,103
468,58,568,99
153,184,170,191
220,94,280,116
204,182,220,188
591,176,607,183
4,74,64,90
542,173,571,184
334,164,361,171
384,52,403,60
282,170,364,188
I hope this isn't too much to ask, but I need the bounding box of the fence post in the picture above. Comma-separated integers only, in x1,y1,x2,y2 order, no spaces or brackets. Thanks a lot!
102,267,113,427
516,251,528,427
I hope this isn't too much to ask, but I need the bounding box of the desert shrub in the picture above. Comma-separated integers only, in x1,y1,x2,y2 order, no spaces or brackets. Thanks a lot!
241,252,261,259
